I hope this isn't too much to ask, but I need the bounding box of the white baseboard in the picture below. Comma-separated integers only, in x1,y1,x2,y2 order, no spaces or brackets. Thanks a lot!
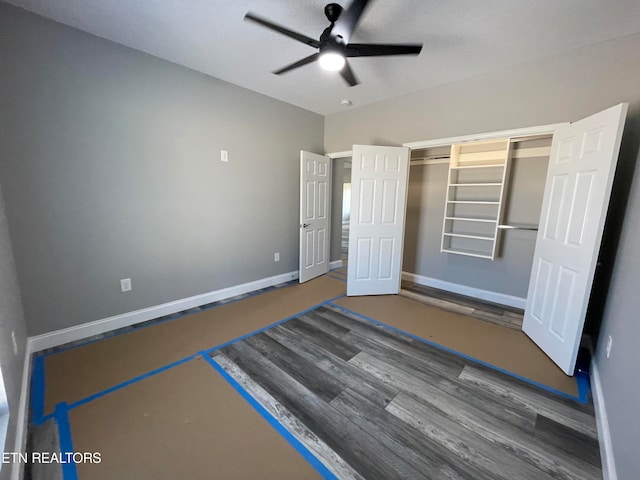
401,271,527,309
329,260,344,270
10,339,32,480
591,360,617,480
29,270,299,353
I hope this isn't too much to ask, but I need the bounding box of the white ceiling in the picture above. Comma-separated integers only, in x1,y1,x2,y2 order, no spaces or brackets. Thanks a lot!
7,0,640,115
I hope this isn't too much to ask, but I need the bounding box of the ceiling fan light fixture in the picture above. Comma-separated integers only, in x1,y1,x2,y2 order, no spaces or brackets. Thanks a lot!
319,52,346,71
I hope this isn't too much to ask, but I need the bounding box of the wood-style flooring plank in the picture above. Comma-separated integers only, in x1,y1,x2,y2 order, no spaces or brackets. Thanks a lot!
388,392,601,480
331,388,492,480
281,318,360,361
383,395,552,479
264,323,398,408
458,365,597,438
316,305,466,376
298,310,353,339
324,308,536,432
346,348,535,434
243,333,347,403
219,341,425,479
534,414,602,469
212,353,365,480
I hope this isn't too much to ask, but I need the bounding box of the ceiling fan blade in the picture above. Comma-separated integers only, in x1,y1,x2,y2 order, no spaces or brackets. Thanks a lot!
333,0,371,44
273,53,320,75
244,13,320,49
346,43,423,57
339,60,359,87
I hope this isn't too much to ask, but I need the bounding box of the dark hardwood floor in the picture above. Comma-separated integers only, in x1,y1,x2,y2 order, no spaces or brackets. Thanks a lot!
401,281,524,330
210,304,600,480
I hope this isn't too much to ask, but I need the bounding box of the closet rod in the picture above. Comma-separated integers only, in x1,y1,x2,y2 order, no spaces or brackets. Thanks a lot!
411,155,450,161
498,224,538,231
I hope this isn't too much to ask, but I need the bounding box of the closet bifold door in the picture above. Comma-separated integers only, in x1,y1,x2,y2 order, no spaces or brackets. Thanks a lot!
441,138,512,260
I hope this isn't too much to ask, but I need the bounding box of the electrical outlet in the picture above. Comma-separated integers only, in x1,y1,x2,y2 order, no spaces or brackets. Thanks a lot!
11,330,18,355
605,335,613,358
274,252,280,262
220,150,228,162
120,278,132,292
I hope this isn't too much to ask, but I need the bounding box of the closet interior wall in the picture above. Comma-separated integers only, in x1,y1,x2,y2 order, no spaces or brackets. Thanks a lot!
404,136,552,300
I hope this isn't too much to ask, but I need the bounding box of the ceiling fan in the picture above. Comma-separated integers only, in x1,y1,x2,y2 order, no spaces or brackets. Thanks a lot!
244,0,423,86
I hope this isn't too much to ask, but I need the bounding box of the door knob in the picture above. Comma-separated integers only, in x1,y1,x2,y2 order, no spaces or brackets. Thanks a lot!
302,223,311,228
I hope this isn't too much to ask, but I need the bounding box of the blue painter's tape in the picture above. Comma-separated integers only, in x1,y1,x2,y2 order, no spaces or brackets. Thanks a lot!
54,403,78,480
325,274,347,283
576,372,590,403
42,279,300,358
201,354,337,480
31,354,46,425
329,302,589,404
202,295,346,355
67,354,199,411
60,295,347,413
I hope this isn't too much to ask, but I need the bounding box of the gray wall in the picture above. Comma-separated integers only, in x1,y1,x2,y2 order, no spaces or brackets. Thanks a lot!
325,31,640,478
325,31,640,152
0,185,28,480
0,3,324,336
590,127,640,480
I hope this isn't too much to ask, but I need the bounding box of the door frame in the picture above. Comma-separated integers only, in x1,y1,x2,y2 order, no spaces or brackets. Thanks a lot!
327,152,353,270
402,123,568,150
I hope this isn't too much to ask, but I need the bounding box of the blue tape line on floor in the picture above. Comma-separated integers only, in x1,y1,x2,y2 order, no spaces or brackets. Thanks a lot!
576,372,590,403
202,295,347,355
57,295,347,414
42,279,300,358
328,302,588,404
54,403,78,480
31,354,46,425
67,354,199,411
325,274,347,283
201,354,337,480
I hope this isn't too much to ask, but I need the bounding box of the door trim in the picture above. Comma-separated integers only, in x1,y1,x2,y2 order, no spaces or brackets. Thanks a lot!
326,123,566,161
402,123,567,150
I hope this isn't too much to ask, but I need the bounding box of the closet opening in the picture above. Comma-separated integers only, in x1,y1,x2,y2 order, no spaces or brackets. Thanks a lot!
341,159,351,264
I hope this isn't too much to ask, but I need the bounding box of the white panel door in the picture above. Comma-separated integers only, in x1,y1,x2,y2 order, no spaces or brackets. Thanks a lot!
299,151,331,283
524,103,627,375
347,145,410,296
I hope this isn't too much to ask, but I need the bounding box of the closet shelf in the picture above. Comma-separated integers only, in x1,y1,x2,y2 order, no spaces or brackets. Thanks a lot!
447,200,500,205
441,248,494,259
443,233,495,241
449,183,502,187
442,137,512,260
450,164,505,170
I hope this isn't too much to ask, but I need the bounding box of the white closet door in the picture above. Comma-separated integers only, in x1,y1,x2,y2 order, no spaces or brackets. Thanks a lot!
299,151,331,283
347,145,410,296
524,103,627,375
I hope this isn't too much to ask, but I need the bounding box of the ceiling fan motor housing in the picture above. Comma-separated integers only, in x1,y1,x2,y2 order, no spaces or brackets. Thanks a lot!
324,3,343,24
